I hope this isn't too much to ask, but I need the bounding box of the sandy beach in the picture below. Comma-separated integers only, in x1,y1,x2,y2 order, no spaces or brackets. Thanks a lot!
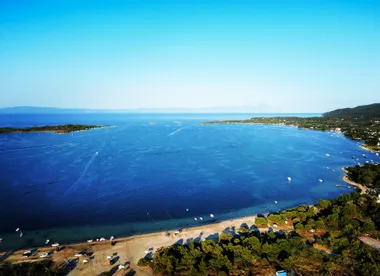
1,214,286,275
341,167,368,194
359,144,380,153
0,168,369,275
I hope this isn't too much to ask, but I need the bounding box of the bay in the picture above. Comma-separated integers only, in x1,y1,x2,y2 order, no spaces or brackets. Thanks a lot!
0,113,378,250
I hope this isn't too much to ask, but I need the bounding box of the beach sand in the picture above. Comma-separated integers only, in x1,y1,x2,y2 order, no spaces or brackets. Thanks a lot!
2,214,285,275
341,167,368,195
1,169,369,275
359,144,380,153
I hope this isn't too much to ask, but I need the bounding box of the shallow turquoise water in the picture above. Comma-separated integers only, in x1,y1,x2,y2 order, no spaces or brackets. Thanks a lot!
0,113,378,250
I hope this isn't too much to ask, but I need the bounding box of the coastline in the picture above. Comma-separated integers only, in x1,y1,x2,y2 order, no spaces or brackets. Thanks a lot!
0,170,370,275
0,125,104,135
360,144,380,153
1,214,275,275
341,167,368,195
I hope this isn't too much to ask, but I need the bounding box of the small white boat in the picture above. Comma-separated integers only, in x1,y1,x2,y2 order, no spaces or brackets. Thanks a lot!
210,214,214,218
274,200,278,204
45,239,50,244
99,237,106,242
83,260,88,264
52,243,60,247
40,253,49,258
287,177,291,181
75,253,83,257
194,217,197,221
110,236,115,241
118,264,126,270
24,250,31,254
318,179,324,183
144,250,149,254
87,239,93,243
186,208,189,212
19,232,23,238
0,238,3,242
325,154,330,157
376,153,379,156
174,231,180,234
107,256,113,260
199,217,203,221
15,228,20,232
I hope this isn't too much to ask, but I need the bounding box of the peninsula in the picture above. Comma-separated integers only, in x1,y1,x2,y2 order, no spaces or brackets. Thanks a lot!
202,103,380,151
0,124,103,134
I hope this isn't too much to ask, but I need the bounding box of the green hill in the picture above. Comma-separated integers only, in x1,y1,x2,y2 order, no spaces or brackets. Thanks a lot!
323,103,380,118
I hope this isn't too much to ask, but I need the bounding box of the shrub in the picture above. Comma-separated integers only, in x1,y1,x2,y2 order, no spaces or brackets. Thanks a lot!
255,217,268,227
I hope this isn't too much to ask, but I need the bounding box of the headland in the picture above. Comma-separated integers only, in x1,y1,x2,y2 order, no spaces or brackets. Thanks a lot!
0,124,103,134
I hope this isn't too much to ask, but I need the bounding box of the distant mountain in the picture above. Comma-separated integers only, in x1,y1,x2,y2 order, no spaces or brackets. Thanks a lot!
323,103,380,118
0,105,281,114
0,106,91,114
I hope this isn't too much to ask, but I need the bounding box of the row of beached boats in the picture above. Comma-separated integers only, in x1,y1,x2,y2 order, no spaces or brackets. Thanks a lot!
86,235,114,243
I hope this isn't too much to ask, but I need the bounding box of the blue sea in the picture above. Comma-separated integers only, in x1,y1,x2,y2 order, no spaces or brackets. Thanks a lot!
0,113,379,250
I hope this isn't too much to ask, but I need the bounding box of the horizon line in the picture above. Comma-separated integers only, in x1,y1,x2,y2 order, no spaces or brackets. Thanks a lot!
0,106,323,113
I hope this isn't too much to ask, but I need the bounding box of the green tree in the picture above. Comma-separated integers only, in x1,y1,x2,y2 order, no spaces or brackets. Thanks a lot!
255,217,268,227
295,223,304,231
317,199,331,209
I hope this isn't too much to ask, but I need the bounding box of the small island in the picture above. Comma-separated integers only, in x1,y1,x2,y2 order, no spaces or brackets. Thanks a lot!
202,103,380,151
0,124,103,134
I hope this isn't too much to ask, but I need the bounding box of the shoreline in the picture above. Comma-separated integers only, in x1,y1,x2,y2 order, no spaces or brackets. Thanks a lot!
360,144,380,153
201,121,379,152
1,214,275,275
0,125,105,135
0,169,371,274
341,167,368,195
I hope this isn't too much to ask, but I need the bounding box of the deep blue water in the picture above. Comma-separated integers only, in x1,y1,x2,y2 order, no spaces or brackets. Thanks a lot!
0,113,379,250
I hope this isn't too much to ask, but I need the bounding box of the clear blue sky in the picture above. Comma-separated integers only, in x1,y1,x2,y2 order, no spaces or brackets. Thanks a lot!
0,0,379,112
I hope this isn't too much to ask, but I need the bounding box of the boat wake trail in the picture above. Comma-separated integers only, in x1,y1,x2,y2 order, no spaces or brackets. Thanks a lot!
168,127,186,136
64,152,99,196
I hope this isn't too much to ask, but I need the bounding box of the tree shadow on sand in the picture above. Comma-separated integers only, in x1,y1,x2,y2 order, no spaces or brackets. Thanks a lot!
205,233,219,242
223,227,236,235
249,225,259,231
240,223,249,230
172,238,184,246
193,231,204,243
